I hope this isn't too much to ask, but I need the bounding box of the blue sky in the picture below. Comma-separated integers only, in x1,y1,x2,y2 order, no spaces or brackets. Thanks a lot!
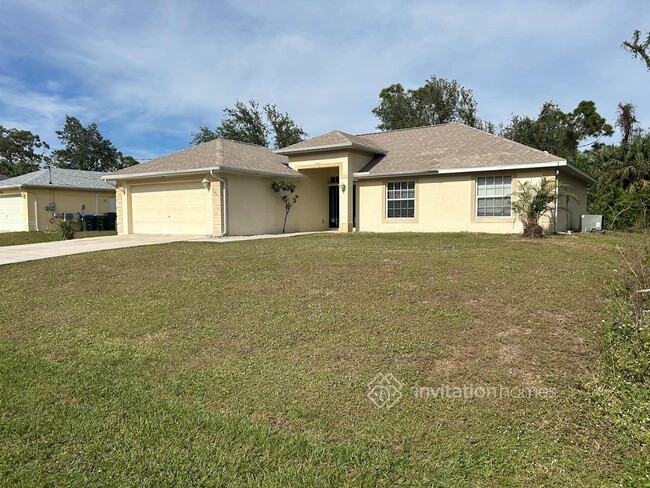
0,0,648,161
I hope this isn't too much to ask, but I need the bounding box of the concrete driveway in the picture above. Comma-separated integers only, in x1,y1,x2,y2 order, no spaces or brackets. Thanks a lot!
0,235,201,266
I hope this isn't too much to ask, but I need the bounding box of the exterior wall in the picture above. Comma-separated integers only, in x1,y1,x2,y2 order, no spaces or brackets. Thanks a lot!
357,169,555,234
286,168,333,233
556,170,588,231
226,173,286,235
288,150,374,232
115,173,298,237
22,188,115,232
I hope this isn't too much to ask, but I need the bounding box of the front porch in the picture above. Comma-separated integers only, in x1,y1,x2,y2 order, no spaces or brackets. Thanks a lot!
293,166,356,233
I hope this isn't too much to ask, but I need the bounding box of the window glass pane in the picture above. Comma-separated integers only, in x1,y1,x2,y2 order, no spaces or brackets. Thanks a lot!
476,176,512,217
386,181,415,218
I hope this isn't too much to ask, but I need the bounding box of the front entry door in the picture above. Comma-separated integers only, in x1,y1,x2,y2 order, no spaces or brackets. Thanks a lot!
329,185,339,228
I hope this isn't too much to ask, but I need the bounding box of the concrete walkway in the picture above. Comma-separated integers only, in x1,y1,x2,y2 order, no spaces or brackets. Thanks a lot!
0,231,329,266
0,235,202,266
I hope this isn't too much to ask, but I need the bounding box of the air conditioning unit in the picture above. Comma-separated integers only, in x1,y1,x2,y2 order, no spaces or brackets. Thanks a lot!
581,215,603,232
63,212,79,222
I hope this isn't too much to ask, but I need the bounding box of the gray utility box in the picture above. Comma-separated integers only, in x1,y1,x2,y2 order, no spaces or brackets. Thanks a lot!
581,215,603,232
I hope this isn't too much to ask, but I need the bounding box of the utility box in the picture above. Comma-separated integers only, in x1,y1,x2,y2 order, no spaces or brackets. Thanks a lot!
581,215,603,232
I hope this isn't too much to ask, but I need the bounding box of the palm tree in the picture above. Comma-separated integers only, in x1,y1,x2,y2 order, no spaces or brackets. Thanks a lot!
619,134,650,192
512,179,576,237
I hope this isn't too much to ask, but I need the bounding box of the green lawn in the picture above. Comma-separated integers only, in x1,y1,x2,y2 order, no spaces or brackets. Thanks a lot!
0,230,117,246
0,233,643,486
0,231,60,246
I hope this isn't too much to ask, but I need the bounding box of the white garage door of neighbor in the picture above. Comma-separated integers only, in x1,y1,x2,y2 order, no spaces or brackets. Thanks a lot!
0,195,25,232
130,182,212,235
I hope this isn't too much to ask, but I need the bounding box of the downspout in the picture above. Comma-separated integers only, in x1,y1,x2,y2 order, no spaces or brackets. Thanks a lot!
209,170,227,236
18,185,39,231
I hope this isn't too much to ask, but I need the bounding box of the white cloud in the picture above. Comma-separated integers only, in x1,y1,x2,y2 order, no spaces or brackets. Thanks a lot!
0,0,649,158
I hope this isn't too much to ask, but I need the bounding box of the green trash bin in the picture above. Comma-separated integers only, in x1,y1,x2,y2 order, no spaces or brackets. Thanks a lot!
95,215,106,231
80,214,95,232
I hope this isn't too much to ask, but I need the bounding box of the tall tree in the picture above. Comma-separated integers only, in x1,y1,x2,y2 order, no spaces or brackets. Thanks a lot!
616,102,639,146
371,76,488,131
52,115,137,172
0,126,50,177
622,30,650,71
191,100,307,148
264,104,308,149
501,101,613,160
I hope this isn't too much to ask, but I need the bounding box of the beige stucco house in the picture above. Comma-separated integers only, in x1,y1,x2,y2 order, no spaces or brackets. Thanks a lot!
106,124,593,236
0,168,115,232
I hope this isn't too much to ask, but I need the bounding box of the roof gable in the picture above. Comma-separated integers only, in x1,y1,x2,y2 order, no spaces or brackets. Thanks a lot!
275,130,386,155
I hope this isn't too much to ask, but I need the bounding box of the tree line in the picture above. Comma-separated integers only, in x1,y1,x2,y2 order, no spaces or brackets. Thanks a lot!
2,30,648,229
0,115,137,177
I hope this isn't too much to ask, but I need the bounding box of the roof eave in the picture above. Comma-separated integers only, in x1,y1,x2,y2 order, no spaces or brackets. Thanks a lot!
353,160,592,180
104,165,304,181
0,184,113,192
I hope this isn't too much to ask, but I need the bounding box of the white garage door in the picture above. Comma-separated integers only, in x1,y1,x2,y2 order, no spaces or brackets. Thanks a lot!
130,182,212,235
0,195,25,232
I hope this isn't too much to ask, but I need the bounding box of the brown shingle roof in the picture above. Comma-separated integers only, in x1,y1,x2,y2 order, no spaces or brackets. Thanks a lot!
278,123,565,177
356,124,564,176
108,139,301,179
275,130,386,155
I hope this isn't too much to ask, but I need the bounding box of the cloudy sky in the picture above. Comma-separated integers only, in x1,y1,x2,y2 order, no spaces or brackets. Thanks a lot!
0,0,648,160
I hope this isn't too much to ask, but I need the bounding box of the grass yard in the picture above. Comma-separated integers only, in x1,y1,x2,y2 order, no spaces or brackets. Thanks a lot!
0,230,117,247
0,232,643,486
0,231,60,246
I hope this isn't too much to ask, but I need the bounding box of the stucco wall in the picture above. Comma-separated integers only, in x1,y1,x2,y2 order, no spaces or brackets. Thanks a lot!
288,150,374,232
356,169,559,234
23,188,115,232
556,170,588,231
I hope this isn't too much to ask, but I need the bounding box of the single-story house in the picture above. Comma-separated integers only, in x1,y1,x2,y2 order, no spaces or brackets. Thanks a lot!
106,124,593,236
0,168,116,232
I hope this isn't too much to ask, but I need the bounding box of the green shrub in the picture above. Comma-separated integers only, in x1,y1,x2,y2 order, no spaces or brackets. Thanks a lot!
585,234,650,479
56,220,77,240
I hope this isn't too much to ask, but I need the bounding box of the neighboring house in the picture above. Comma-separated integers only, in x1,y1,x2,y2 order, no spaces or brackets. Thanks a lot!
106,124,593,236
0,168,116,232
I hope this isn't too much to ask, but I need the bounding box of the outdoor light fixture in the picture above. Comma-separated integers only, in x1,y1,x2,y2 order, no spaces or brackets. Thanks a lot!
339,183,346,192
201,178,211,190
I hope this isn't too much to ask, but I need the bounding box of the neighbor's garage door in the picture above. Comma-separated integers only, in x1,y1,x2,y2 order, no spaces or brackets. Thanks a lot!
0,195,25,232
129,181,212,235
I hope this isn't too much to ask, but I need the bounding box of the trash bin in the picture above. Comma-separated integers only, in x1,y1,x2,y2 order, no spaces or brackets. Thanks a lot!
80,214,95,232
95,215,106,231
104,212,117,231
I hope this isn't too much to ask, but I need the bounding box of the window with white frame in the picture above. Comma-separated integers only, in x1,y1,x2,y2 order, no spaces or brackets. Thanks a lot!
386,181,415,218
476,176,512,217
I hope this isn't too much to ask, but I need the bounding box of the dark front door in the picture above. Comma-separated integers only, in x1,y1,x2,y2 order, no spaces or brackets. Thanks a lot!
329,186,339,228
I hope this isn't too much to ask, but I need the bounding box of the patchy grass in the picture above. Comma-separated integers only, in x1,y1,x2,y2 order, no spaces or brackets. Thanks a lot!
0,231,59,246
0,232,643,486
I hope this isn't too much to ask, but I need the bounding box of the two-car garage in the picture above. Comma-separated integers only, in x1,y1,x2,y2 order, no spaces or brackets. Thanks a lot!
127,181,214,235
